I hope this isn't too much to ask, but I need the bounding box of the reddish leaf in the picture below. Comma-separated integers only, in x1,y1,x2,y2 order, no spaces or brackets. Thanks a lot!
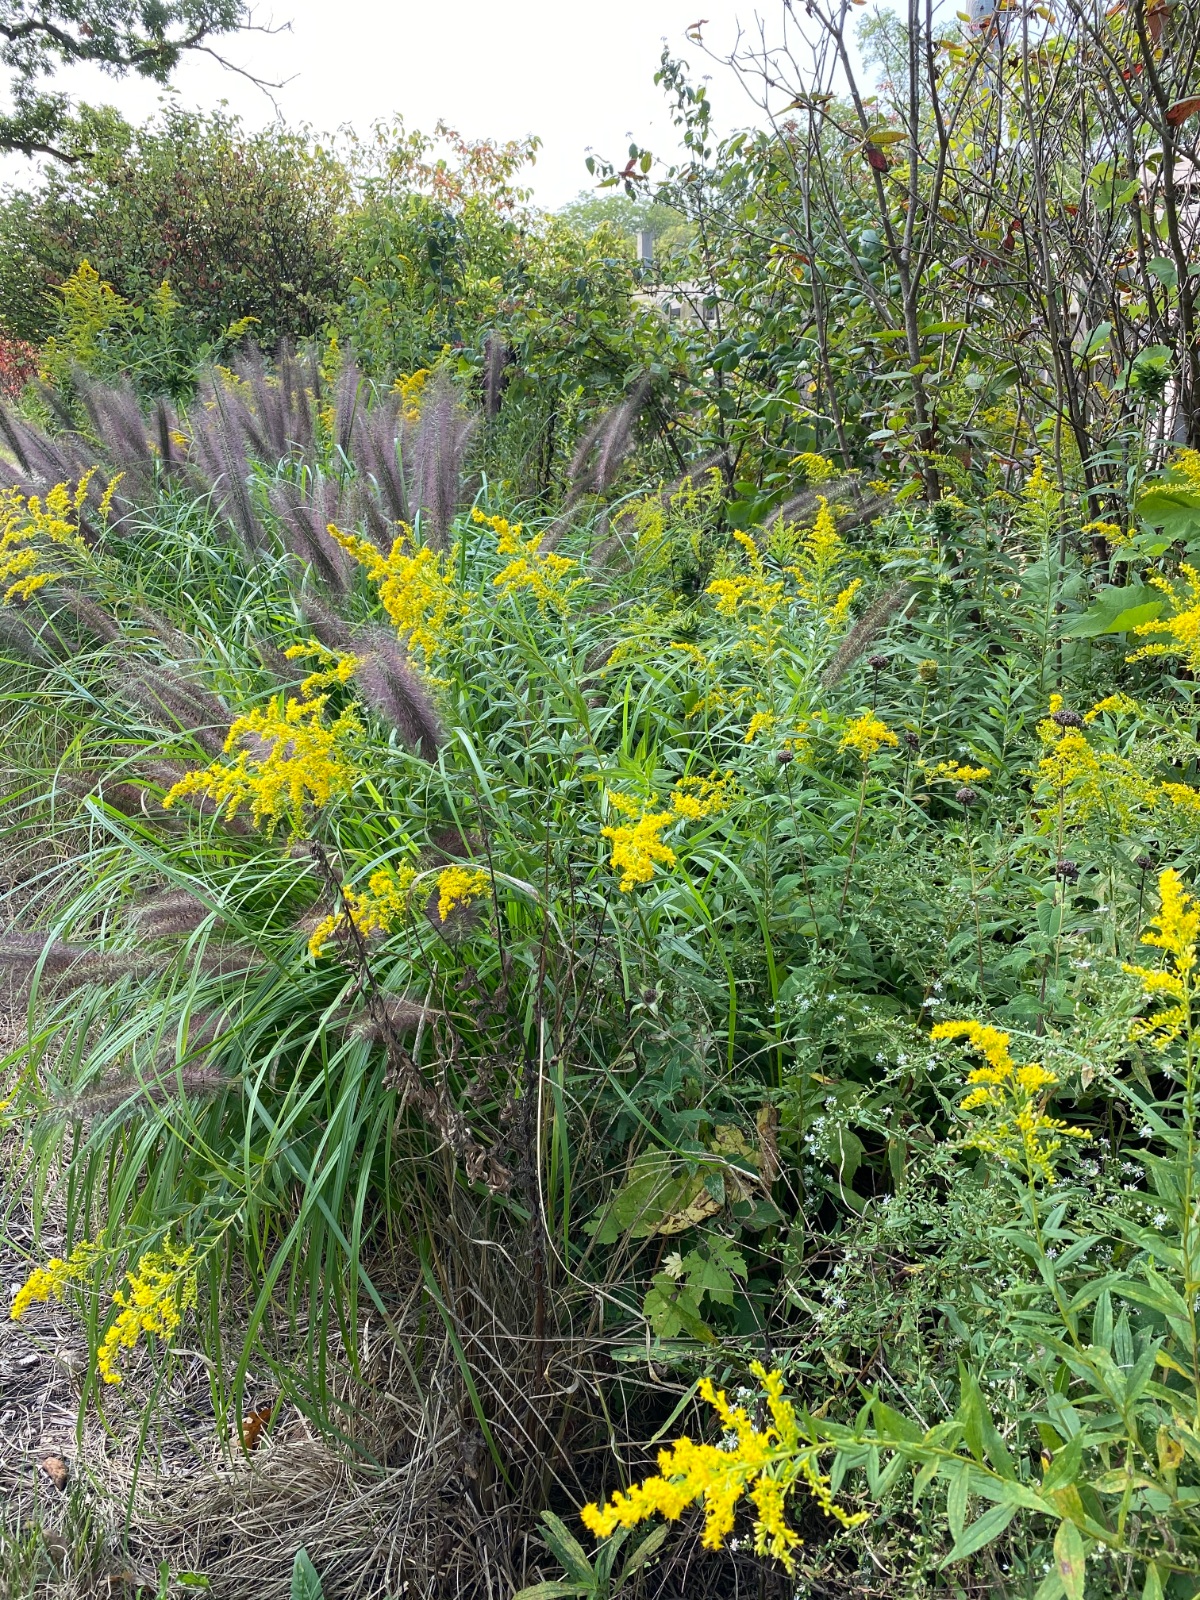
1166,97,1200,126
864,143,890,172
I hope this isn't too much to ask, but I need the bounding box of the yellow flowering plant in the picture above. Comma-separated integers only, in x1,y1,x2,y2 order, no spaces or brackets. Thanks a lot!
581,1364,864,1573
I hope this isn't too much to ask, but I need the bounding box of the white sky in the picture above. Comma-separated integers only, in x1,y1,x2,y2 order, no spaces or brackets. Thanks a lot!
0,2,769,208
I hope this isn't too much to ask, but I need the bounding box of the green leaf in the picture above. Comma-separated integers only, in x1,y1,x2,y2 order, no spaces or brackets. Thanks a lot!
1042,1430,1086,1492
511,1585,589,1600
290,1551,324,1600
1054,1520,1087,1600
538,1513,595,1586
946,1460,970,1542
873,1400,923,1444
1060,584,1164,638
942,1503,1018,1566
616,1523,670,1588
1135,485,1200,541
1142,1561,1165,1600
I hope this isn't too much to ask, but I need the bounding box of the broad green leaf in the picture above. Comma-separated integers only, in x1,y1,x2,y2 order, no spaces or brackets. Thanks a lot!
1060,584,1163,639
538,1512,594,1585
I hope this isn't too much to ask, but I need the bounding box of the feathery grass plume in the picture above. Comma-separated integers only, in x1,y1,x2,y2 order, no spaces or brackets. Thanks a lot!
404,371,477,551
0,605,60,665
300,594,447,756
55,1064,232,1124
152,396,185,476
820,582,916,689
116,660,232,758
131,890,215,940
188,376,269,555
483,335,509,420
268,479,356,596
234,343,316,463
330,354,365,457
0,937,260,993
774,476,890,538
352,629,447,756
350,392,410,531
75,378,155,495
54,770,159,818
567,372,652,507
350,994,437,1044
54,589,122,642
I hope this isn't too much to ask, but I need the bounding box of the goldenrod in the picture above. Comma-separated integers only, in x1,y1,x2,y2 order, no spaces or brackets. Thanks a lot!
581,1362,863,1573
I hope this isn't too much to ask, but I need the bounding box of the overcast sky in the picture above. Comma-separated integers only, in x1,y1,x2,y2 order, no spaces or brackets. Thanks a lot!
1,2,771,208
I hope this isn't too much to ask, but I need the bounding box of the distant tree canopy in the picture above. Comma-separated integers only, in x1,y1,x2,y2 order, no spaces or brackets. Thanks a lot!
0,107,347,347
0,0,253,160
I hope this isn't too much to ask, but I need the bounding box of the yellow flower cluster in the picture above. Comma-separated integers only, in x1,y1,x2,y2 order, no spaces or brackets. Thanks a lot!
1035,694,1158,829
789,451,836,484
707,529,786,619
786,499,861,623
602,807,677,892
924,759,991,783
284,640,365,698
840,712,899,761
1123,868,1198,1049
11,1236,197,1386
435,865,490,923
744,710,777,744
0,472,119,603
932,1019,1089,1183
1129,566,1200,677
601,778,734,889
1172,446,1200,490
328,521,460,660
308,862,419,957
581,1362,864,1573
393,367,431,422
1083,693,1139,723
164,693,361,833
472,510,584,617
96,1238,197,1385
10,1239,104,1321
669,773,734,820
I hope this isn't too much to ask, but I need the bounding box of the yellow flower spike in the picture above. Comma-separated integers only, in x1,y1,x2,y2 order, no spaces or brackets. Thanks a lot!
744,710,777,744
164,693,361,835
581,1365,863,1574
1128,564,1200,676
435,865,490,924
95,1239,197,1385
11,1240,104,1321
1124,869,1200,1048
328,521,461,660
932,1018,1089,1181
840,712,899,761
308,861,418,957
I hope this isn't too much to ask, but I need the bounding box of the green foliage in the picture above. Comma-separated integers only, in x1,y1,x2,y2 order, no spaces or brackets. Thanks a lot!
0,107,347,349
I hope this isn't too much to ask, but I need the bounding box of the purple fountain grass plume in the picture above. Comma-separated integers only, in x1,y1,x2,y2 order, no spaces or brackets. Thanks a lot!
355,484,397,555
331,355,365,457
820,583,916,690
131,890,216,940
404,372,477,551
54,771,159,818
350,393,409,530
352,628,447,757
300,595,447,757
116,663,231,758
232,344,315,464
75,378,155,491
0,607,59,666
566,373,652,507
268,478,355,597
351,993,438,1044
58,1063,233,1123
55,590,122,643
483,336,509,420
188,378,269,555
152,396,185,476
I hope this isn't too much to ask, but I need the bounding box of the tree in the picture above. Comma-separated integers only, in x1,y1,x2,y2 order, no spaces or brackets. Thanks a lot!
0,0,263,161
